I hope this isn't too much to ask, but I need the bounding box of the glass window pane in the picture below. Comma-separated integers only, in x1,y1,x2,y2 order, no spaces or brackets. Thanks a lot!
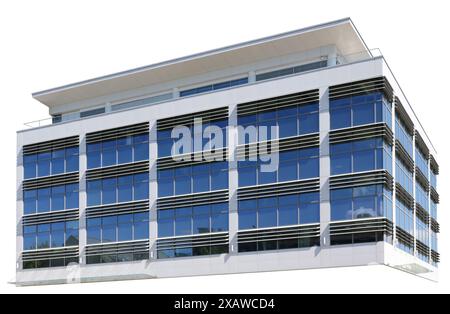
37,188,51,213
52,158,65,175
102,148,116,167
239,209,257,230
51,186,65,211
238,166,256,187
279,117,297,138
87,180,101,206
66,184,79,209
102,224,116,243
299,158,319,179
354,150,375,173
134,222,149,240
37,158,51,177
331,199,352,221
134,175,149,200
193,172,209,193
193,215,210,234
87,226,101,244
175,176,191,195
24,235,36,251
211,168,228,190
279,205,298,226
87,150,101,169
258,207,277,228
158,219,174,238
118,222,133,242
24,190,37,215
299,113,319,134
118,176,133,203
331,153,351,175
258,166,277,185
118,145,132,164
51,230,65,248
24,161,37,179
353,103,374,126
278,160,298,182
211,212,228,233
331,107,351,130
37,233,50,249
300,203,320,224
354,196,376,219
175,216,192,236
158,177,173,197
134,143,149,161
102,178,117,204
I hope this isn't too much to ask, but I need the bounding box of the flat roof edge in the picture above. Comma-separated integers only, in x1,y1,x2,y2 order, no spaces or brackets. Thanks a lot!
32,18,354,98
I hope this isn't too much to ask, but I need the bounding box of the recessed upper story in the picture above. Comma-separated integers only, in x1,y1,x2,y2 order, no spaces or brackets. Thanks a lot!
31,18,372,123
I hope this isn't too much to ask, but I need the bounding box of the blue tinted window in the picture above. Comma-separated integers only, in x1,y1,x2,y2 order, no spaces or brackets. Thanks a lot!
180,78,248,97
23,220,79,250
330,93,391,130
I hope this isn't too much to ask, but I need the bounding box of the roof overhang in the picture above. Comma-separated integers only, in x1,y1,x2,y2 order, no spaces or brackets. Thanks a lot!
32,18,370,108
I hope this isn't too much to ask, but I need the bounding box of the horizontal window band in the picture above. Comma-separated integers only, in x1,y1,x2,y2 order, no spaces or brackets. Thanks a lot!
23,136,79,155
394,97,414,136
157,107,229,131
86,161,149,180
396,227,414,247
157,190,229,210
157,233,229,250
329,123,393,145
86,240,149,256
236,134,319,159
416,241,430,257
415,168,430,192
329,218,393,236
415,131,430,158
395,141,414,171
22,209,79,226
329,170,393,190
237,224,320,244
86,200,149,218
431,218,440,233
237,90,319,116
430,154,439,175
237,179,320,200
86,122,149,144
395,183,414,208
415,204,430,224
22,172,79,190
329,77,394,102
430,187,439,204
22,247,79,261
431,250,440,263
157,148,228,170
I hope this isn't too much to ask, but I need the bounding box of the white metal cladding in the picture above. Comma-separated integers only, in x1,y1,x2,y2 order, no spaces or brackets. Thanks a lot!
22,136,79,155
157,107,228,130
236,134,319,159
329,123,393,145
329,170,394,190
237,224,320,244
157,232,229,251
157,190,229,210
85,200,149,219
85,122,149,144
237,179,320,200
85,161,149,180
22,209,79,226
237,90,319,116
22,172,79,190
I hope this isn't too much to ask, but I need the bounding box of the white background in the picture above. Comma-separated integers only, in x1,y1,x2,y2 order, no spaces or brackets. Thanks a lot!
0,0,449,294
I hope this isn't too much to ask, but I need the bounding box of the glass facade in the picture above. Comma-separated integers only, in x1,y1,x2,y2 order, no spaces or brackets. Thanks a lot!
395,156,413,196
158,203,228,238
238,102,319,144
238,148,319,187
24,147,79,179
330,92,392,130
158,162,228,197
238,193,320,230
20,82,439,270
24,183,79,215
23,221,79,251
87,213,149,244
330,185,393,221
87,134,149,169
330,138,392,175
180,78,248,97
87,173,149,207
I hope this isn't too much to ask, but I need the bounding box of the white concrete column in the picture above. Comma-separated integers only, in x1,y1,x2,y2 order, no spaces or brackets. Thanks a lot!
228,104,239,254
319,86,331,247
78,133,87,265
149,120,158,260
16,138,24,271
